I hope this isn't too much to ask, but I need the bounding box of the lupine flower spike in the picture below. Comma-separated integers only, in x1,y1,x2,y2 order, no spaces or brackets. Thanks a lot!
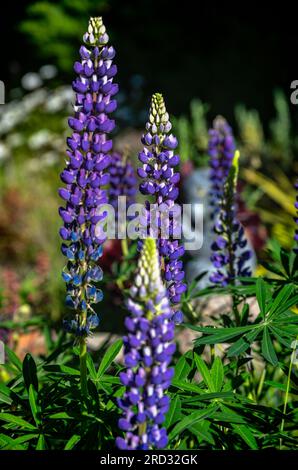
138,93,186,323
109,152,137,219
116,238,175,450
58,17,118,394
210,151,252,287
109,151,137,256
208,116,236,219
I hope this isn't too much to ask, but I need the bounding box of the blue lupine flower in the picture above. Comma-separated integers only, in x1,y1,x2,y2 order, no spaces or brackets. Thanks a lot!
59,17,118,335
137,93,186,322
109,152,137,221
208,116,236,219
116,238,175,450
210,151,252,286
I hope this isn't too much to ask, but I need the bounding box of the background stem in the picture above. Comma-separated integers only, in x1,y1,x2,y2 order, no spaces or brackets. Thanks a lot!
279,338,297,449
121,239,129,257
79,338,88,399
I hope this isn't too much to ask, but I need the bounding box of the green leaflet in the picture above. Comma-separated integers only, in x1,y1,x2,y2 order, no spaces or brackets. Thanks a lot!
97,339,122,379
168,406,217,441
232,424,258,450
194,354,215,392
0,413,37,431
164,395,182,428
262,327,278,366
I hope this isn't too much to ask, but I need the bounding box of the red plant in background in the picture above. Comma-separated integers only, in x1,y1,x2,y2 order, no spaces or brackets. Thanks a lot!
26,251,51,309
0,189,30,263
0,268,21,319
0,268,21,343
100,239,122,273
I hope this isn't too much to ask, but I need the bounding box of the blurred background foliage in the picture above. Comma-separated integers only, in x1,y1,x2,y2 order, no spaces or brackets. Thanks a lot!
0,0,297,328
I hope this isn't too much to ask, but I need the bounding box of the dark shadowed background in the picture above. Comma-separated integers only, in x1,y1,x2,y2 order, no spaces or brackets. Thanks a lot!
1,0,297,129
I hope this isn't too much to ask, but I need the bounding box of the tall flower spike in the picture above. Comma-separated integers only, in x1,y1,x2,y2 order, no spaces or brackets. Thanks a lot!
59,17,118,337
109,152,137,223
208,116,236,219
138,93,186,322
294,179,298,253
210,151,252,286
116,238,175,450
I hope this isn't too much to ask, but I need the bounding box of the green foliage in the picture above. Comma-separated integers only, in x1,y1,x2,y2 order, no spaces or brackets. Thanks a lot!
172,99,209,166
1,244,297,449
0,340,123,450
235,104,264,155
270,90,292,169
20,0,108,72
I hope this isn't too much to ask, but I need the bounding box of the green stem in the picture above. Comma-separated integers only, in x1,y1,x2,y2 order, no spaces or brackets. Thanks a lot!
210,344,215,363
256,368,266,401
121,239,129,257
232,294,241,326
186,301,197,322
80,338,88,399
279,337,297,449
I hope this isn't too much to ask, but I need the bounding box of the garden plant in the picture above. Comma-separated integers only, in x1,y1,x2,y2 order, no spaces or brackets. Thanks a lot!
0,16,297,452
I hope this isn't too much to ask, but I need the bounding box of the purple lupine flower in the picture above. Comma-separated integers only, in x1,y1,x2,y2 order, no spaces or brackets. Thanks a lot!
295,179,298,253
208,116,236,219
109,152,137,222
116,238,175,450
137,93,186,322
210,151,252,286
59,17,118,336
